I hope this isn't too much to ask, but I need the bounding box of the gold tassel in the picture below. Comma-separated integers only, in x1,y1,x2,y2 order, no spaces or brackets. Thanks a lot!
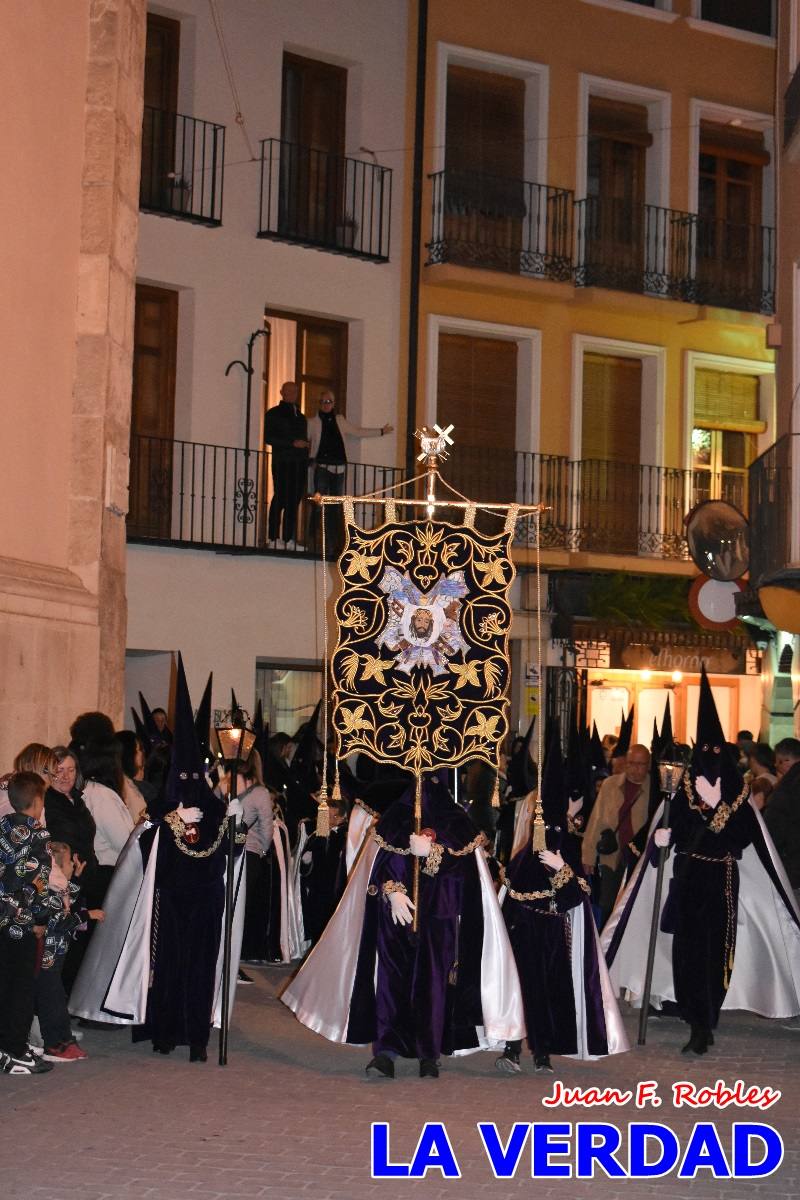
491,778,500,808
531,790,546,852
316,783,330,838
331,777,342,803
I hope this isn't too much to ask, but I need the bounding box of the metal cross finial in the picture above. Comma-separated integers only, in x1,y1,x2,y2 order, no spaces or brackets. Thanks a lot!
415,423,455,464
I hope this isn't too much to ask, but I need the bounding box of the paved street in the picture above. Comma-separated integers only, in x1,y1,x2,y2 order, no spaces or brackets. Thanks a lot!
5,964,800,1200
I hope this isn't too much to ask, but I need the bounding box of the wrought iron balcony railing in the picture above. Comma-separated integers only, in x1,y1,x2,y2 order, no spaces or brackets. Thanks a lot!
748,436,798,586
140,107,225,226
428,449,693,560
426,169,573,281
574,198,775,314
127,434,404,555
258,139,392,262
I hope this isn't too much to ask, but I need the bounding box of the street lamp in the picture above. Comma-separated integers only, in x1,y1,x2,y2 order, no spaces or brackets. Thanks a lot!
214,707,256,1066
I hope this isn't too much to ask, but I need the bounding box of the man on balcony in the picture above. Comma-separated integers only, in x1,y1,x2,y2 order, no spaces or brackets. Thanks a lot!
307,389,392,552
264,381,309,550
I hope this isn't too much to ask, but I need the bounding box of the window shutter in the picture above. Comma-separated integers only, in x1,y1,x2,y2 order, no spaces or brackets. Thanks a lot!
694,369,759,425
581,353,642,464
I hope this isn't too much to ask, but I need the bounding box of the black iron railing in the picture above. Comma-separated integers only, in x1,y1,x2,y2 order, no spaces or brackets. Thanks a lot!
700,0,773,37
426,169,573,280
748,435,797,585
127,434,404,555
258,139,392,262
140,107,225,226
785,61,800,147
574,198,775,314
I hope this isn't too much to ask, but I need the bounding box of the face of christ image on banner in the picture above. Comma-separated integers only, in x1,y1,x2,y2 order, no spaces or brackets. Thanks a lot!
409,607,434,643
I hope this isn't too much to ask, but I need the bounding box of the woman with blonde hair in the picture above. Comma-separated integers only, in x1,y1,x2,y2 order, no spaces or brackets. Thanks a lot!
13,743,58,783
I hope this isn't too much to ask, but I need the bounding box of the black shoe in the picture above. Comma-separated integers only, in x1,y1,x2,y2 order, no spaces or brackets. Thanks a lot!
189,1045,208,1063
237,968,253,984
534,1054,554,1073
419,1058,439,1078
682,1026,711,1055
365,1054,395,1078
152,1040,174,1055
495,1047,522,1074
0,1049,53,1075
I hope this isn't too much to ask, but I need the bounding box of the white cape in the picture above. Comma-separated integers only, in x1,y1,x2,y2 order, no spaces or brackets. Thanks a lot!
281,840,525,1050
345,804,375,875
272,815,292,963
70,822,246,1027
601,799,800,1018
288,819,311,960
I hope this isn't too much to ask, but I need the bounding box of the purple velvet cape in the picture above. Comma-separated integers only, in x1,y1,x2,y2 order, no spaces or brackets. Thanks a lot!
344,783,485,1060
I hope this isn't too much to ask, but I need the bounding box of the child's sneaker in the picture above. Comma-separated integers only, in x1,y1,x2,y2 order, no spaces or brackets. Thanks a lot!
1,1049,53,1074
42,1040,88,1063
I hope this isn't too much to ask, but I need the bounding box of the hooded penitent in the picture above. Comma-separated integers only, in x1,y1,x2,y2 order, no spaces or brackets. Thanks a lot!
139,691,170,747
501,727,629,1060
506,716,537,798
282,770,525,1060
612,707,634,762
603,663,800,1051
194,672,213,766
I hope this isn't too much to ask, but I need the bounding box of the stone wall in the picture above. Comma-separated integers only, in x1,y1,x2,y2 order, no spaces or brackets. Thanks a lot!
0,0,145,765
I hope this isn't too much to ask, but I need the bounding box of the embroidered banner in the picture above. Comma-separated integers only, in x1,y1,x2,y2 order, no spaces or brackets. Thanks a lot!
331,519,515,775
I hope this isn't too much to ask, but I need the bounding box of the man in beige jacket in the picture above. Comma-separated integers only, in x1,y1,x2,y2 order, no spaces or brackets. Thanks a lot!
582,744,650,927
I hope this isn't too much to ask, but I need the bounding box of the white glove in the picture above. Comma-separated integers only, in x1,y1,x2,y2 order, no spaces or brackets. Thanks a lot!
226,797,243,819
695,775,722,809
176,804,202,824
388,891,415,925
539,849,565,872
409,833,433,858
301,851,313,865
654,827,672,848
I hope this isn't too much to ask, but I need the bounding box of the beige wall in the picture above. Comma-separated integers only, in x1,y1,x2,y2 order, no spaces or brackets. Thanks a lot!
0,1,146,767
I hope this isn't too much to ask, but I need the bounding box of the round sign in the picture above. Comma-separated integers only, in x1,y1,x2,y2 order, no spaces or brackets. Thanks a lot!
685,500,749,581
688,575,744,631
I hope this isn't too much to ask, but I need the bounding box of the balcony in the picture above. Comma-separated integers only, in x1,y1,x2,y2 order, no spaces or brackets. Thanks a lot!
140,107,225,226
433,449,693,560
426,169,573,281
748,436,798,585
258,139,392,262
127,434,403,556
575,198,775,314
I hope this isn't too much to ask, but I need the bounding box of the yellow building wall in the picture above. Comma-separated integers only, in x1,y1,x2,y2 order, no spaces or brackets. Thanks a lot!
414,0,776,483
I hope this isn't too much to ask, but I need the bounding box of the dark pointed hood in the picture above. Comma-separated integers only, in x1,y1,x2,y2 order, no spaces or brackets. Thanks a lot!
131,707,151,755
614,707,634,758
139,691,168,747
506,715,538,797
291,699,323,792
660,695,673,752
253,697,270,770
194,672,213,764
540,723,567,827
691,664,739,792
166,655,223,841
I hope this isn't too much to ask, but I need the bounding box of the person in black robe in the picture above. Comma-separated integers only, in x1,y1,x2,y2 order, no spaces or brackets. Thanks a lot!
299,798,348,944
497,730,596,1074
658,668,758,1055
132,656,230,1063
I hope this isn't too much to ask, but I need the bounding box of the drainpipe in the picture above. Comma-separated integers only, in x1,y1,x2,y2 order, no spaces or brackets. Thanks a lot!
405,0,429,478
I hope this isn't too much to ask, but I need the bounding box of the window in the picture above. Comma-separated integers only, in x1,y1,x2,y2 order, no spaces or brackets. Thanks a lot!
255,662,322,739
580,353,642,553
700,0,773,37
586,98,651,268
443,65,525,271
264,310,348,419
129,284,178,538
436,331,517,512
141,14,180,212
691,369,762,510
279,53,348,246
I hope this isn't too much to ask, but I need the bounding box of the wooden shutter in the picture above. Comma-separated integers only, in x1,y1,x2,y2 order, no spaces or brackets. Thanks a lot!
129,285,178,537
446,65,524,180
282,54,346,156
588,97,652,147
581,353,642,464
295,316,348,417
694,369,759,425
144,14,180,113
437,333,516,507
